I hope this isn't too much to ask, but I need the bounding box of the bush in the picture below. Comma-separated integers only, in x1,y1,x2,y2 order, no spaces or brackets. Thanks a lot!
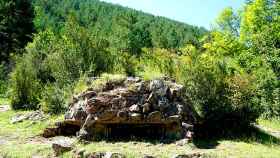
139,45,265,134
9,54,41,110
8,17,117,110
0,64,8,97
40,84,67,114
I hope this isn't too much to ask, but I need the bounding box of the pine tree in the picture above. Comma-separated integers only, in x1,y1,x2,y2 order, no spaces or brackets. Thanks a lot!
0,0,35,64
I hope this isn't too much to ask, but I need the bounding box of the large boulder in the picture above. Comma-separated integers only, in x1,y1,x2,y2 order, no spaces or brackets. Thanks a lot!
43,77,199,140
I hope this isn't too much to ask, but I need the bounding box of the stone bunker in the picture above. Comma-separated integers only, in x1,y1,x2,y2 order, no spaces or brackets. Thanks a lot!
43,77,198,140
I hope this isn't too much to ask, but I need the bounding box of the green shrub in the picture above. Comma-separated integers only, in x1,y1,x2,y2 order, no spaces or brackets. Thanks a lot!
9,54,41,110
0,64,8,97
40,84,67,114
8,18,117,110
140,45,265,133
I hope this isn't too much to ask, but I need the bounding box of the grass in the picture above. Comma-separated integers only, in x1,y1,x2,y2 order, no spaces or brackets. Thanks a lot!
62,141,197,158
0,97,280,158
0,97,10,105
205,140,280,158
258,118,280,131
0,141,52,158
0,109,64,158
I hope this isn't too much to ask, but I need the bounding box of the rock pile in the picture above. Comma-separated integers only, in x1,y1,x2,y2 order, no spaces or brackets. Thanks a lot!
11,110,47,124
43,77,198,140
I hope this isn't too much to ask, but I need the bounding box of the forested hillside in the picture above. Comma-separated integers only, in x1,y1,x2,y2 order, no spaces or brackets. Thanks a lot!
33,0,206,53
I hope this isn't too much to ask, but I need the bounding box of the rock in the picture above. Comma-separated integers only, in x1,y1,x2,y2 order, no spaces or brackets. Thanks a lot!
80,91,97,99
149,80,167,96
117,110,128,121
52,137,74,156
98,110,117,121
147,111,162,122
129,113,142,122
175,138,190,146
42,127,59,138
135,81,146,92
73,148,86,158
142,103,151,114
147,92,156,105
185,131,193,140
129,104,140,113
0,105,10,112
171,153,202,158
166,115,181,123
169,83,184,99
43,77,198,140
176,104,184,116
182,122,193,131
87,152,125,158
65,100,87,121
158,97,169,112
10,114,28,124
11,110,47,124
88,152,105,158
77,128,91,140
126,77,141,84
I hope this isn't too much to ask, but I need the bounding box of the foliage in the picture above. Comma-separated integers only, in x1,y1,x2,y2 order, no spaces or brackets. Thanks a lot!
0,64,8,97
9,54,40,110
0,0,35,64
40,84,67,114
33,0,207,53
240,0,280,78
9,16,116,111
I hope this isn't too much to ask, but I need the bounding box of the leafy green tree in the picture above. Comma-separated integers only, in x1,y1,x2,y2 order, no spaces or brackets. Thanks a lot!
215,7,241,36
240,0,280,77
0,0,34,64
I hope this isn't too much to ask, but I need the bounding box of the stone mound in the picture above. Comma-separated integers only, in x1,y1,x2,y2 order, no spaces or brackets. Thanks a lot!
43,77,198,140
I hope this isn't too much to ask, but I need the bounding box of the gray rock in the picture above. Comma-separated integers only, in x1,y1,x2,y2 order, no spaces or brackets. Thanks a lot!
73,148,86,158
171,153,201,158
52,137,74,156
43,77,198,140
0,105,10,112
129,104,140,113
175,138,190,146
129,113,142,122
158,97,169,112
166,115,181,123
169,84,184,100
142,103,151,113
182,122,193,131
117,110,128,121
80,91,97,99
98,110,117,121
11,110,47,124
149,80,168,96
147,111,162,122
87,152,125,158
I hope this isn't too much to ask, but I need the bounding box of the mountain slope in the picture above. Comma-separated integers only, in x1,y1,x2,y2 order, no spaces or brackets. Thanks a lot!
33,0,207,53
